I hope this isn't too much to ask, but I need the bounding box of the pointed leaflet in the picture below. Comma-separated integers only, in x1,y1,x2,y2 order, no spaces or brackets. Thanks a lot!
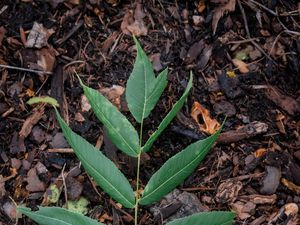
126,36,168,123
143,73,193,152
55,110,135,208
140,128,221,205
80,81,140,157
166,211,235,225
18,207,104,225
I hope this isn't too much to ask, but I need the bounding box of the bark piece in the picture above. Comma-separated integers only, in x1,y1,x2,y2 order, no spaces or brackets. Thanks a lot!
217,121,268,144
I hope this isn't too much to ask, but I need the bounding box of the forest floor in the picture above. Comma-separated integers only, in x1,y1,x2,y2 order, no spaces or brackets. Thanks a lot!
0,0,300,224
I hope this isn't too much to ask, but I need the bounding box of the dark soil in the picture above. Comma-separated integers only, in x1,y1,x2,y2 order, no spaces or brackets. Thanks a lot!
0,0,300,224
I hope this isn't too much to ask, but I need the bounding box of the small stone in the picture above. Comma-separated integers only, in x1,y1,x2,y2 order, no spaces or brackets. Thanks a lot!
260,166,281,195
192,15,204,26
11,158,22,170
50,133,69,148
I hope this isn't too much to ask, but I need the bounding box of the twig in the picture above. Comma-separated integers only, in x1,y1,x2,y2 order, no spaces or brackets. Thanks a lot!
1,107,14,118
63,60,86,69
0,5,8,16
228,37,259,44
233,172,264,181
238,0,277,64
276,9,300,36
246,0,277,16
181,186,215,191
55,20,84,45
48,148,74,153
61,164,68,208
86,173,102,198
109,200,134,222
0,64,53,75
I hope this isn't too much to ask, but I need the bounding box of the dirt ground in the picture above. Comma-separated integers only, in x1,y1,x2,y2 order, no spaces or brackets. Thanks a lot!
0,0,300,224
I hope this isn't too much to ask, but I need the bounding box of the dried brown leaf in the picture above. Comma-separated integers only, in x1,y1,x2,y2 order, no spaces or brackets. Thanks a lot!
26,168,46,192
231,201,256,220
121,3,147,37
265,86,300,116
36,48,56,73
150,53,163,72
26,22,55,48
99,85,125,109
212,0,236,35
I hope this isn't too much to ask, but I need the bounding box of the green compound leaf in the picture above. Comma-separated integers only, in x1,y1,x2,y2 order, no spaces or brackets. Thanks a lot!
18,206,104,225
140,128,222,205
126,36,168,123
55,110,135,208
143,72,193,152
166,211,235,225
80,82,140,157
27,96,59,107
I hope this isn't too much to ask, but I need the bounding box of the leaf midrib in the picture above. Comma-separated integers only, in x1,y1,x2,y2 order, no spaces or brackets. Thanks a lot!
87,88,139,156
142,137,215,203
168,214,234,225
63,123,135,208
20,210,72,225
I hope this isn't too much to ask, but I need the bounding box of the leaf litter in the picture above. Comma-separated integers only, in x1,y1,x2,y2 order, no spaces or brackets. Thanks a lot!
1,0,300,224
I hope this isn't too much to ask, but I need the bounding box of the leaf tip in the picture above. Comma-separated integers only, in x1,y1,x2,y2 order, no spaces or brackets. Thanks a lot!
27,96,59,108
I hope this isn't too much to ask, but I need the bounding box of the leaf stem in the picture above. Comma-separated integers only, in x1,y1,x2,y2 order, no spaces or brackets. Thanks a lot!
135,120,144,225
134,153,141,225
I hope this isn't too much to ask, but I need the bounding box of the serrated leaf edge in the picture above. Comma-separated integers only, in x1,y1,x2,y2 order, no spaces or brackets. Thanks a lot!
18,207,72,225
166,211,235,225
56,110,135,208
140,133,218,204
82,84,140,157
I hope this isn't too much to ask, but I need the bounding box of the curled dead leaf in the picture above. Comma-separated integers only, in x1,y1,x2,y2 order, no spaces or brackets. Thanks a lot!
191,101,221,135
212,0,236,35
26,22,55,48
281,178,300,194
231,201,256,220
121,3,147,37
232,58,249,73
254,148,267,158
99,85,125,109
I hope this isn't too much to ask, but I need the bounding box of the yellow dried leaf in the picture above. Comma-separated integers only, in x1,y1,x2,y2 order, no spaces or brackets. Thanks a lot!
226,70,236,78
254,148,267,158
197,0,206,13
232,58,249,73
26,89,35,97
